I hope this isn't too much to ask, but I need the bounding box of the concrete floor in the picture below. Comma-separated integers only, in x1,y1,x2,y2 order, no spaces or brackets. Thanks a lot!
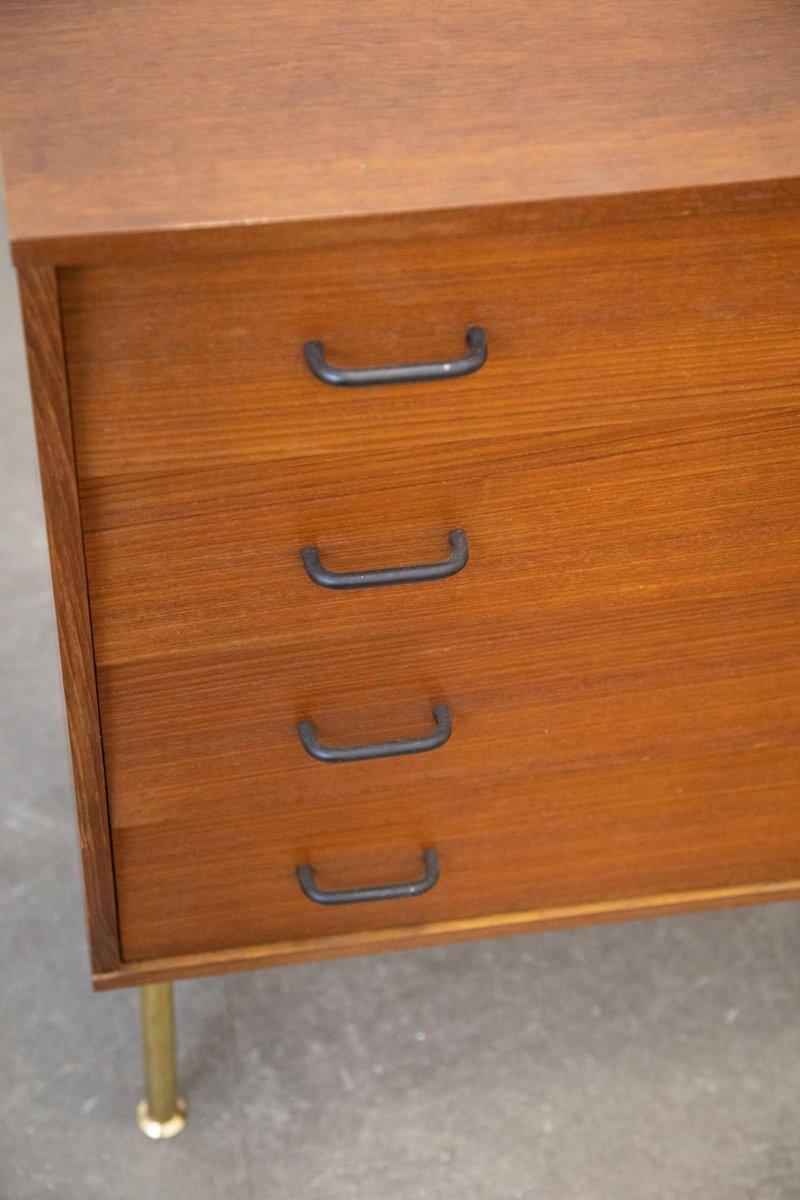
1,201,799,1200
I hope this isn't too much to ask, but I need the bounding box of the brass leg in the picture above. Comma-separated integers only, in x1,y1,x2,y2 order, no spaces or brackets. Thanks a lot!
136,982,188,1138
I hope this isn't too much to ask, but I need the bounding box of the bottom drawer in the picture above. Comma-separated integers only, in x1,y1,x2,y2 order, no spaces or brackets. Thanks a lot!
113,732,800,961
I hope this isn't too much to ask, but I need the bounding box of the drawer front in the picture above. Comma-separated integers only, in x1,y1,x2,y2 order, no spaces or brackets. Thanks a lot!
58,195,800,963
62,196,800,488
113,746,799,961
83,415,797,670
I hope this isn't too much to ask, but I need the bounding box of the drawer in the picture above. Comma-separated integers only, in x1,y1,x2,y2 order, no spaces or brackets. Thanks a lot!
115,744,800,961
61,196,800,487
82,413,798,668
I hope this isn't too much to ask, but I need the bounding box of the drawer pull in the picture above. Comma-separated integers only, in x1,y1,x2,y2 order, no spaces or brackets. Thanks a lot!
301,529,468,590
303,325,487,387
297,849,440,905
298,703,452,763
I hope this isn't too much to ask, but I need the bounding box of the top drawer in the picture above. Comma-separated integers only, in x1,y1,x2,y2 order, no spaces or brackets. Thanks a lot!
59,194,800,492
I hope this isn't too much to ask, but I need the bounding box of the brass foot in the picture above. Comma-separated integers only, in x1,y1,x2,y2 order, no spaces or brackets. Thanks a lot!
137,982,187,1138
136,1096,188,1139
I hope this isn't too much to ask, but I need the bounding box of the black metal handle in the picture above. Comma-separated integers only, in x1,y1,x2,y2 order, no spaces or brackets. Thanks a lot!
303,326,487,387
297,849,440,905
301,529,468,590
298,703,451,763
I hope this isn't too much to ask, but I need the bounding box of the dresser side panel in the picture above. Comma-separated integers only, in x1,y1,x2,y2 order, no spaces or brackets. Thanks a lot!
18,265,120,976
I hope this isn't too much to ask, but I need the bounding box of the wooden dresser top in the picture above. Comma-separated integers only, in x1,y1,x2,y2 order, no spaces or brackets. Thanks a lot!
2,1,799,257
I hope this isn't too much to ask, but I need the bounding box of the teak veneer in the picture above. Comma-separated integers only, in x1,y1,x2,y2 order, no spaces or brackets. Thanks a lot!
2,0,799,1139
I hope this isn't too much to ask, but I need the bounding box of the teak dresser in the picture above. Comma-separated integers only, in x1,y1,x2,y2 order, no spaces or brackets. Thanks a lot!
2,1,799,1138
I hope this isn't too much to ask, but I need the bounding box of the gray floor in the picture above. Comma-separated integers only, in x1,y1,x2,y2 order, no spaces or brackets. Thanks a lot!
1,203,799,1200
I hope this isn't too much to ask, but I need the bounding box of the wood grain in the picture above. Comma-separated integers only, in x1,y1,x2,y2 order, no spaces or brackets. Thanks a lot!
2,2,800,255
55,190,800,964
17,267,120,974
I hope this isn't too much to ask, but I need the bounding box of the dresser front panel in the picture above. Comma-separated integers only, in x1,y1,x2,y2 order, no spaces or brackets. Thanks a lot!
58,195,800,963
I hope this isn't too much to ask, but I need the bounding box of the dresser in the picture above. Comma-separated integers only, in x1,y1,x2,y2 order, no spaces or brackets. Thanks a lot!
2,0,799,1138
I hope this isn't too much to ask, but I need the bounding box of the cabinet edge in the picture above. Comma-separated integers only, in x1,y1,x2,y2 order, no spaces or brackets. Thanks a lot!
11,176,800,270
18,264,121,975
